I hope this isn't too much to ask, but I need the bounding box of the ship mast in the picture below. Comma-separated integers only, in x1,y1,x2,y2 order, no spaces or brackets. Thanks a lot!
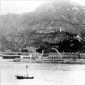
26,64,28,76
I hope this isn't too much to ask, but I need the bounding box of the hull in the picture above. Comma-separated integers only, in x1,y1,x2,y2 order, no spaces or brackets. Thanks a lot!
41,53,85,64
15,75,34,79
41,59,85,64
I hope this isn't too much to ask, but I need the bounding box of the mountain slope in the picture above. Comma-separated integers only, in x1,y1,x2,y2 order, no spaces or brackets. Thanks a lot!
1,1,85,35
0,0,85,52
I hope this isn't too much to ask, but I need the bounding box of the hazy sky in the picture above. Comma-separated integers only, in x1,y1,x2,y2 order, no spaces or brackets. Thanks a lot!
1,0,85,15
1,0,46,15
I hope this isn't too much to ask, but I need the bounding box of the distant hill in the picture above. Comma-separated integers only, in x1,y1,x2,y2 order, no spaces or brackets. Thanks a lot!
0,0,85,52
1,1,85,35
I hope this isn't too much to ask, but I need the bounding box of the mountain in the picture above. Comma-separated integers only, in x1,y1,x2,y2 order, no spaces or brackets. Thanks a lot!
20,0,85,35
1,0,85,35
0,0,85,52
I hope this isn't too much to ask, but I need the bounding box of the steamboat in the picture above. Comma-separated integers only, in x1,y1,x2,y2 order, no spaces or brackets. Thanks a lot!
1,51,85,64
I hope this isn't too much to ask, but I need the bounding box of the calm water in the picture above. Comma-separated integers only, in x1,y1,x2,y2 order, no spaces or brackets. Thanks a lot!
1,61,85,85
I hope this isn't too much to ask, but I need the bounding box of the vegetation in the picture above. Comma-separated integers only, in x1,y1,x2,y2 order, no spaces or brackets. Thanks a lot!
0,0,85,52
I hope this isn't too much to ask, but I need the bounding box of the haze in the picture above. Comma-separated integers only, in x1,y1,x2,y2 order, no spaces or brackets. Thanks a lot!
1,0,85,15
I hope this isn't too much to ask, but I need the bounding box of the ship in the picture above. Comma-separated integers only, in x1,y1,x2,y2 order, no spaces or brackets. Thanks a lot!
15,64,34,79
2,51,85,64
15,75,34,79
42,52,85,64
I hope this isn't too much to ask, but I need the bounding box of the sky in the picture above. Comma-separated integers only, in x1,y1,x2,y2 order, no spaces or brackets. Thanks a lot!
0,0,46,15
1,0,85,15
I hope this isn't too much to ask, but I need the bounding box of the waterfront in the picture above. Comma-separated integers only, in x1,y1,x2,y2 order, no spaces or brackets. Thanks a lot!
1,61,85,85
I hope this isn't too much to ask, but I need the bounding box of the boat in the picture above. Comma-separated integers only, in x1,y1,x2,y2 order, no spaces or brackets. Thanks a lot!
15,64,34,79
15,75,34,79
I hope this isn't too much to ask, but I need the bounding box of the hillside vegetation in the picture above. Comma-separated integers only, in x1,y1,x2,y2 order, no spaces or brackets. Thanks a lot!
0,0,85,52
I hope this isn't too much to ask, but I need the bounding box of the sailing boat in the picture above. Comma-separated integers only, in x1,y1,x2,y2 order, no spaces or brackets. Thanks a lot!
15,64,34,79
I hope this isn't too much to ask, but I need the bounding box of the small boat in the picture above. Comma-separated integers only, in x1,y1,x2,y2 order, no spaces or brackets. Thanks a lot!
15,64,34,79
15,75,34,79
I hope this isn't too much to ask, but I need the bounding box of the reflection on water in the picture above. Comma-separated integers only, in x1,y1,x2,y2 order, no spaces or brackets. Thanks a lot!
1,62,85,85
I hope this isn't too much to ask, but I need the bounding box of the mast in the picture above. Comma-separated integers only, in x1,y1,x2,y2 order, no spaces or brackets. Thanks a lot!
26,64,28,76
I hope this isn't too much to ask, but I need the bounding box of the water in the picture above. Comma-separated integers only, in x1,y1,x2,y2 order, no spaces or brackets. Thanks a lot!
1,61,85,85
